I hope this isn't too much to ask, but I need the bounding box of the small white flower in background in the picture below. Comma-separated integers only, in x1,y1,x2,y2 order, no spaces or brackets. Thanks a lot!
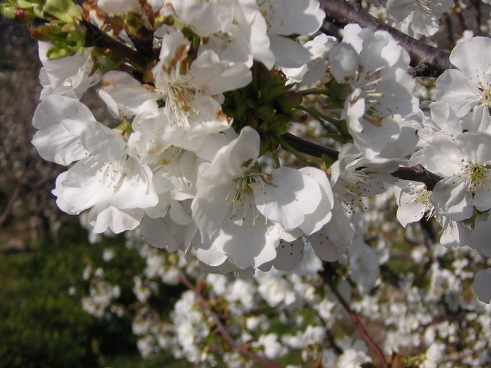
349,235,380,291
422,343,446,368
333,348,371,368
256,333,288,359
102,248,115,262
257,272,296,307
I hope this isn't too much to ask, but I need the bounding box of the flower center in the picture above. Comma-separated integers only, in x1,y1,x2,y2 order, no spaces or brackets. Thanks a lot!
465,163,489,193
227,172,270,225
479,83,491,107
97,160,128,192
352,68,385,126
415,189,432,206
159,146,184,166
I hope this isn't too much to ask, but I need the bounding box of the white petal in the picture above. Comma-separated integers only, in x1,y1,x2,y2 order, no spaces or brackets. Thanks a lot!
140,215,197,252
271,238,305,271
54,156,158,215
203,127,260,182
327,43,359,82
396,187,428,227
299,167,334,235
411,135,463,177
253,167,321,231
191,179,233,242
473,269,491,304
190,50,252,95
462,105,491,134
435,69,479,118
469,217,491,257
450,37,491,81
99,71,159,117
456,132,491,164
309,203,353,262
349,236,379,291
208,220,278,269
90,206,143,234
196,245,228,268
432,177,473,221
267,0,325,36
439,220,471,247
269,34,311,68
32,95,96,165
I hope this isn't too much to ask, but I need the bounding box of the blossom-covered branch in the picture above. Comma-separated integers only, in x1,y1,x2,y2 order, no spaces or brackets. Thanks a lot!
322,264,388,368
179,274,283,368
82,20,152,71
4,0,491,351
283,134,442,190
320,0,452,76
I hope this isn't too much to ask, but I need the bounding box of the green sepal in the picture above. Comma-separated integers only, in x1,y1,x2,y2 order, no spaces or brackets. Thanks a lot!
31,22,86,59
42,0,81,22
0,3,17,18
46,45,73,59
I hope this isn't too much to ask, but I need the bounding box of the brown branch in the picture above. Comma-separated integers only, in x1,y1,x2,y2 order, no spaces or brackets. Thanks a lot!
319,0,452,77
391,164,442,191
82,20,152,71
321,264,388,368
179,274,283,368
283,133,442,189
282,133,339,160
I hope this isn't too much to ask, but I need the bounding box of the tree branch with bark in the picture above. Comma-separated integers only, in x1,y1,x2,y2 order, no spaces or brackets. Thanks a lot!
319,0,452,77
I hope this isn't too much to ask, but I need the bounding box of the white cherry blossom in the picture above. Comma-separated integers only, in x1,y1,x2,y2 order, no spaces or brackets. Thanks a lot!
413,133,491,221
435,37,491,119
386,0,452,38
38,42,100,99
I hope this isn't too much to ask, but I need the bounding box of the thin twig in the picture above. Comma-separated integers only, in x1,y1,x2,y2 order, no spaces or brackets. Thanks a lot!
281,133,339,160
321,264,388,368
391,164,442,191
82,20,152,71
179,274,283,368
281,133,442,189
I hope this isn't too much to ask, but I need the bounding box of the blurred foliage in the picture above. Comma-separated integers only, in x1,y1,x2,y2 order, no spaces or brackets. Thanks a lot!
0,223,185,368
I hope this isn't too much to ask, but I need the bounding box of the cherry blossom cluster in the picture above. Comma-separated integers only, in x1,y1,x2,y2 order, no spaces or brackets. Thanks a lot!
6,0,491,304
29,0,339,274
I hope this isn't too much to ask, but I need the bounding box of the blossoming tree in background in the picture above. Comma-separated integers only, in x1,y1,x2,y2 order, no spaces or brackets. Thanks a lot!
3,0,491,366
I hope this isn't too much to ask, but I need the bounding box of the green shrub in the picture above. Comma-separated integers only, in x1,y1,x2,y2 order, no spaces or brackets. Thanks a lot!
0,230,143,368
